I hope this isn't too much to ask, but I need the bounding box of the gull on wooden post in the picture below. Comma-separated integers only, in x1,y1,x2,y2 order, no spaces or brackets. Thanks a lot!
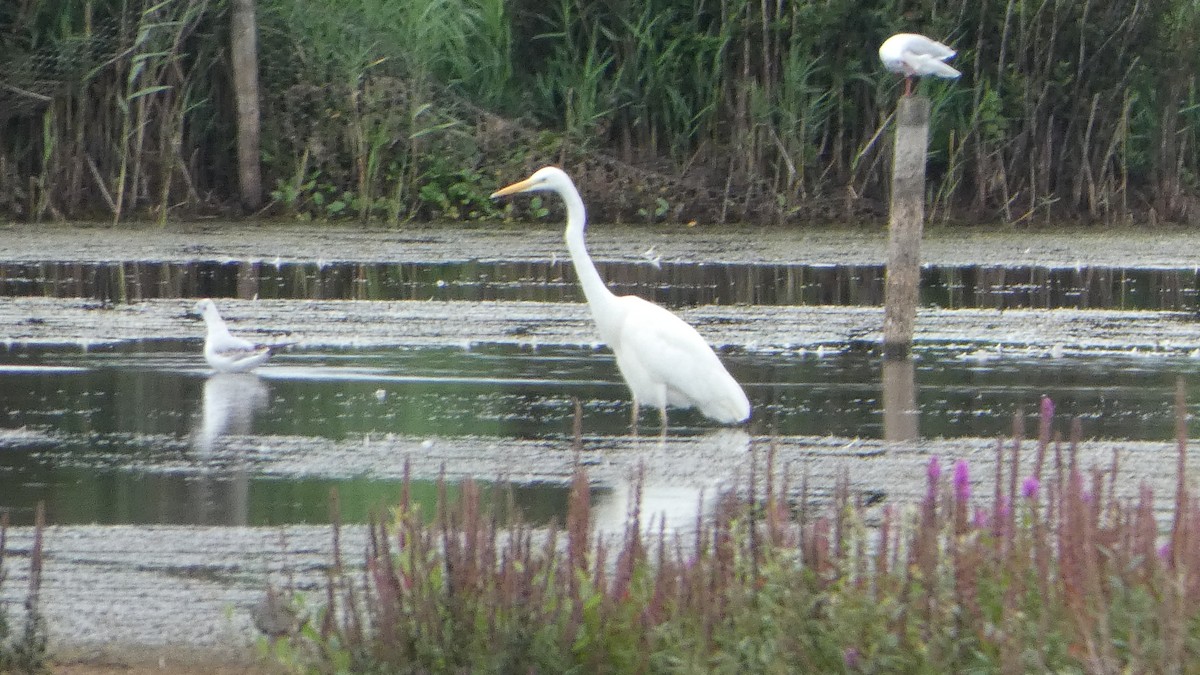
878,33,961,96
195,298,274,373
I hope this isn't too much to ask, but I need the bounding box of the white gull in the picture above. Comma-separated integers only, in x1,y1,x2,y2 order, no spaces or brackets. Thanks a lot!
195,298,274,373
879,33,961,95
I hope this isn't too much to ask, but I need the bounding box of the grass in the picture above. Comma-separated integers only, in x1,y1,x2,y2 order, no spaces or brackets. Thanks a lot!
266,383,1200,673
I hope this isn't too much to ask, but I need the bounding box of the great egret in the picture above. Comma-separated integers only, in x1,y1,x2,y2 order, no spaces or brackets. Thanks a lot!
491,166,751,432
195,298,273,373
878,33,961,96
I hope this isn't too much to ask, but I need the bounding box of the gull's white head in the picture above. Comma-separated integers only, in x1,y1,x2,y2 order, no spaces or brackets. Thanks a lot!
194,298,221,323
490,166,574,199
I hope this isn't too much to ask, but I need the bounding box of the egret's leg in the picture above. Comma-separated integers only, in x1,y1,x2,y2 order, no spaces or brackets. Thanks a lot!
652,384,669,439
903,76,913,96
630,399,640,437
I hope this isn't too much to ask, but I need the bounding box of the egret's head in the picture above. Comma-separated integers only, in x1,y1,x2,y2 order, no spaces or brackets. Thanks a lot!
490,166,571,199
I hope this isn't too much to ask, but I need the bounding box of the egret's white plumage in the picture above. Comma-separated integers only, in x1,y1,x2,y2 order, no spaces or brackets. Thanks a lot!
195,298,272,373
491,167,751,431
879,33,961,95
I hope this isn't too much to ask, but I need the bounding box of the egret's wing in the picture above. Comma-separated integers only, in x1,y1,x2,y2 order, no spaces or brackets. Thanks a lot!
614,297,750,423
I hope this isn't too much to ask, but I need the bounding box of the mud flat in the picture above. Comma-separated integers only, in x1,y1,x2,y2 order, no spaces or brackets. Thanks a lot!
1,296,1198,356
2,221,1200,268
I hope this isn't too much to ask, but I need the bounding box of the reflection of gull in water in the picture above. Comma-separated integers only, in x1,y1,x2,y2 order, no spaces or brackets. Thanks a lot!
193,373,270,453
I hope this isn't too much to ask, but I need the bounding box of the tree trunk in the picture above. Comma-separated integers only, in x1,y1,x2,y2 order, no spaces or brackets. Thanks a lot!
230,0,262,212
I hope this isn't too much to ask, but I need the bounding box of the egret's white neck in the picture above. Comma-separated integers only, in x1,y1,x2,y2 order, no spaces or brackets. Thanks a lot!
560,183,616,312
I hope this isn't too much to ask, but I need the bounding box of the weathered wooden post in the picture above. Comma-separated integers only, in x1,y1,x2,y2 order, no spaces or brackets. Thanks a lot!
231,0,263,211
882,95,931,359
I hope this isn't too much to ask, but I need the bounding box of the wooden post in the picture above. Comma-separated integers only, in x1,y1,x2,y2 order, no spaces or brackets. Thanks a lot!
882,95,931,359
231,0,263,212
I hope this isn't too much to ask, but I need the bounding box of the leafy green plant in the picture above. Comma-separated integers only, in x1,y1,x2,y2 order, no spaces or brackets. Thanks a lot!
528,196,550,219
637,196,669,222
416,163,498,221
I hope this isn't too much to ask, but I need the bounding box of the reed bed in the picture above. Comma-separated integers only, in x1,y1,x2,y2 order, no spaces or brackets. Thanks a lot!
2,0,1198,224
270,388,1200,673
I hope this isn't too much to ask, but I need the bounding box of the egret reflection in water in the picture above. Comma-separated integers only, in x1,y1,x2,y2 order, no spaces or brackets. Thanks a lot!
591,428,750,535
192,372,271,452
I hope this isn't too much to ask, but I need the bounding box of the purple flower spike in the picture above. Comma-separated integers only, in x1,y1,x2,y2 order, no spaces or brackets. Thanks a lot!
1040,395,1055,422
1159,542,1172,560
928,456,942,483
843,647,861,669
973,506,990,528
953,459,970,503
1022,476,1040,499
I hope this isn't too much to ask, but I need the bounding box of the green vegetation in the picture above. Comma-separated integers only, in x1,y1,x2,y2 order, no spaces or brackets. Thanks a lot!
1,0,1198,224
269,392,1200,673
0,507,48,674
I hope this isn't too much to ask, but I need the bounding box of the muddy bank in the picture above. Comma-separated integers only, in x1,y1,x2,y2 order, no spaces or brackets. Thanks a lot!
3,221,1200,269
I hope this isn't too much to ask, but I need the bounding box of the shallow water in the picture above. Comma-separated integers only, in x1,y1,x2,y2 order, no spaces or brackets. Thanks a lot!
1,259,1196,310
0,341,1197,526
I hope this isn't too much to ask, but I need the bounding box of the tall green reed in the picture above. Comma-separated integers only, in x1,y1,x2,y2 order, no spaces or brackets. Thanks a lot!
3,0,1199,223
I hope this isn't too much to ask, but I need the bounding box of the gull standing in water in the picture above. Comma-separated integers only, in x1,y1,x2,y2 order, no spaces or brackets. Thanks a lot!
195,298,274,373
878,33,961,96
